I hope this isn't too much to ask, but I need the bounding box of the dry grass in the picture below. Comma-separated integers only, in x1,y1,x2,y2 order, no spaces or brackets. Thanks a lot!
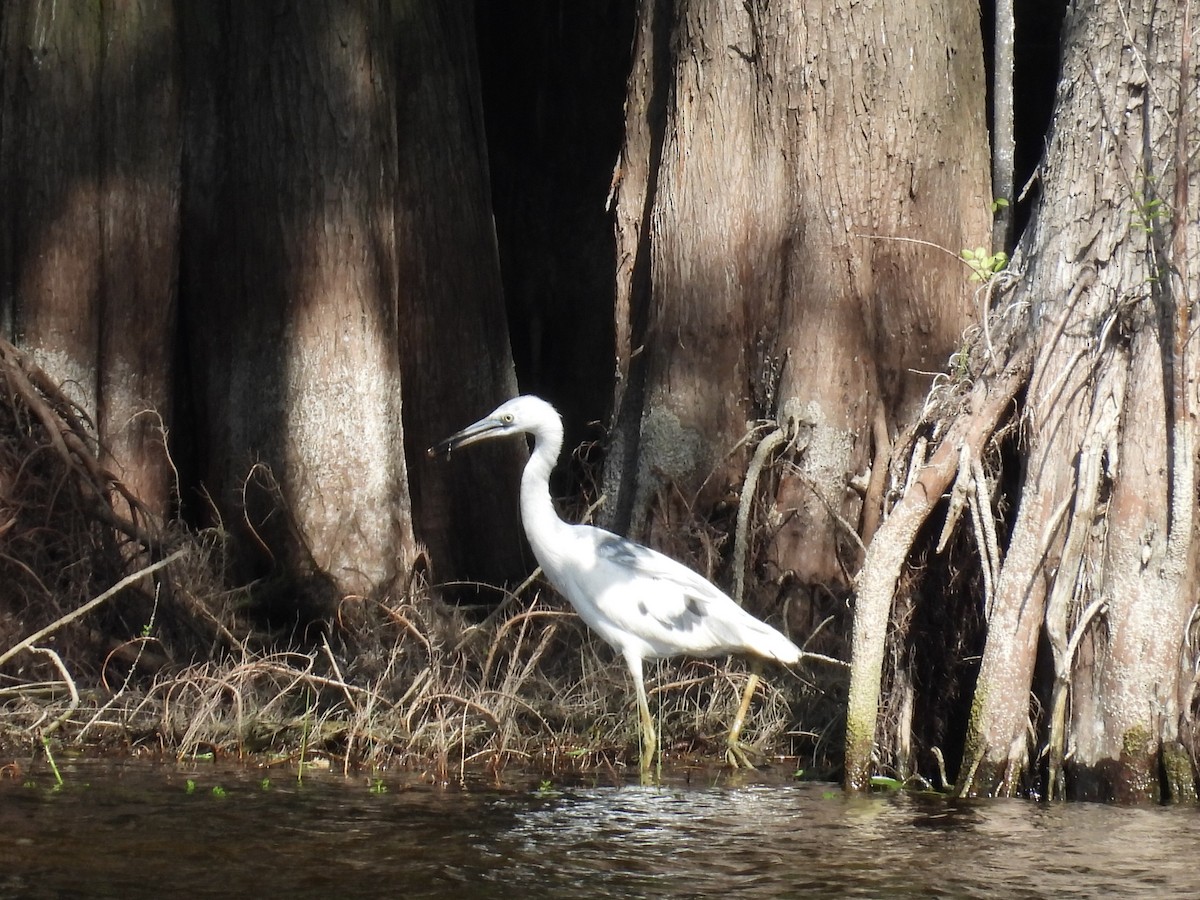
0,337,836,779
1,574,823,779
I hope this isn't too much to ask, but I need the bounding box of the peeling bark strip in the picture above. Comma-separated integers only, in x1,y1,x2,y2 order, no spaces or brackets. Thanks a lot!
605,0,990,598
956,0,1200,801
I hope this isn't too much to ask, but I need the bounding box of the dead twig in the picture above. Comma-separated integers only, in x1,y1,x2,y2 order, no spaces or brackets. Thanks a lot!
0,549,185,670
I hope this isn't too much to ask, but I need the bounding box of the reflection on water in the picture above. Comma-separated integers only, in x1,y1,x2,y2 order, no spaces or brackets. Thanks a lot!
1,760,1198,899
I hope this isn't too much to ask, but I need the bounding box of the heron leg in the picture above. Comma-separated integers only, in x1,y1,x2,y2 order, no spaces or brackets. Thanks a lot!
725,663,761,769
627,655,657,777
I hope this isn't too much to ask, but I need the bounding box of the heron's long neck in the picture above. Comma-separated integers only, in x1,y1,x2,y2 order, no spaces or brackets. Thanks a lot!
520,421,568,560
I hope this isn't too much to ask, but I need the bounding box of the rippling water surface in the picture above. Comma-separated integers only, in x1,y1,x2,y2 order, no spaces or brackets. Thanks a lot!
2,760,1198,898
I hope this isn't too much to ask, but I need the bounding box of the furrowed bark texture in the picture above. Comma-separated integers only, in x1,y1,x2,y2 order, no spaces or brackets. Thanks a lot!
608,0,990,785
0,3,103,407
1068,0,1199,802
6,1,521,606
96,1,181,519
180,2,414,601
393,0,528,589
0,2,181,520
959,0,1200,801
606,0,990,601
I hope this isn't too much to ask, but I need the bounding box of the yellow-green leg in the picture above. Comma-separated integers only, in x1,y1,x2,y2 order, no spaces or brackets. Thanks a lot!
627,654,658,779
725,663,761,769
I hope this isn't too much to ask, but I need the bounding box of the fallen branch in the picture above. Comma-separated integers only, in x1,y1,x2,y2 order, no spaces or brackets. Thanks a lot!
0,549,185,670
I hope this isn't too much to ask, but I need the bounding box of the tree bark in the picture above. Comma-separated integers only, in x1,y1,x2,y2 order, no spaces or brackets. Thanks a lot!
97,1,181,520
0,3,103,413
180,1,414,604
1067,0,1198,802
605,0,990,601
392,0,528,589
958,0,1200,801
0,2,181,521
606,3,991,784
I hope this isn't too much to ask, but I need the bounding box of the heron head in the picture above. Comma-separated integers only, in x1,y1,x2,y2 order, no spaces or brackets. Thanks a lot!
426,395,560,458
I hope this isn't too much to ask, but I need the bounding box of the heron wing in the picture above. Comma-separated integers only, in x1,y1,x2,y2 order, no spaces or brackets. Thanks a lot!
583,531,789,660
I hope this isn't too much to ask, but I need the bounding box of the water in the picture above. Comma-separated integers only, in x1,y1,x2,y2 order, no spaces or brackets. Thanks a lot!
2,759,1198,898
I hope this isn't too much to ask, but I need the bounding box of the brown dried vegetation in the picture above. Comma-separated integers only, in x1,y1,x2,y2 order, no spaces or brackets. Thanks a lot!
0,339,821,777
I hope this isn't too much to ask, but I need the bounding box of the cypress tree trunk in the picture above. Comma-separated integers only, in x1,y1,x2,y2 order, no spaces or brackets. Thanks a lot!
948,0,1199,801
97,0,181,519
393,0,527,590
606,0,988,567
1,2,181,520
0,3,104,412
180,1,415,606
604,0,991,788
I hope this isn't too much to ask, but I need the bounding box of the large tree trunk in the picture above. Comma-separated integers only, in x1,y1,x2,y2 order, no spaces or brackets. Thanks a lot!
393,0,528,590
180,2,414,606
0,2,180,521
5,0,523,605
0,3,103,414
606,0,989,570
606,0,991,776
1063,0,1199,802
951,0,1199,801
97,1,181,520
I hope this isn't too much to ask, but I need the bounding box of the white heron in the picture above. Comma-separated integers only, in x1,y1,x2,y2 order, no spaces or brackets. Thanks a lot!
428,395,801,773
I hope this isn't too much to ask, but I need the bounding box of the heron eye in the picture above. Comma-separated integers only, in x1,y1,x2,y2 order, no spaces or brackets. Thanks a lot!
501,413,514,424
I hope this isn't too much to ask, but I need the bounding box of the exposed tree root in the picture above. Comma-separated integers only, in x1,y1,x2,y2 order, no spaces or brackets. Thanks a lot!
844,339,1033,792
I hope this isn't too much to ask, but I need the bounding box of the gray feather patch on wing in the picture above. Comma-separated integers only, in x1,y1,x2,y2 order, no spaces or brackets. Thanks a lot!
597,535,708,632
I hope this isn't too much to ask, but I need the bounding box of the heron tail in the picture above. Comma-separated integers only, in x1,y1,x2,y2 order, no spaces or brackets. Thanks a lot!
748,620,802,666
